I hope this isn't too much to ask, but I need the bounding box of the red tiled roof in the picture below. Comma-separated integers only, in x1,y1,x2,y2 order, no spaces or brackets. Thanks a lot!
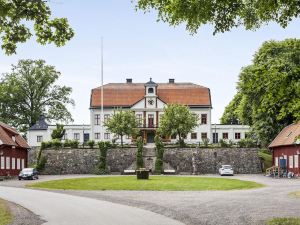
0,122,30,149
269,121,300,148
90,83,211,108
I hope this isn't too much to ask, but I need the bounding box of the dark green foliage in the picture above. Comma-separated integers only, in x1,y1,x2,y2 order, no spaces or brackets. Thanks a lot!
154,135,164,174
219,139,229,148
63,140,71,148
0,60,74,132
87,140,95,149
136,1,300,35
36,156,47,172
41,141,52,150
202,138,210,148
237,139,257,148
258,149,272,172
51,124,65,140
96,141,109,174
136,136,144,169
221,39,300,147
136,169,149,179
52,139,62,150
0,0,74,55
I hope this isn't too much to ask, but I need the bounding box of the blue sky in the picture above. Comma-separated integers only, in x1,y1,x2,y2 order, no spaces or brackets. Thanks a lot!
1,1,300,124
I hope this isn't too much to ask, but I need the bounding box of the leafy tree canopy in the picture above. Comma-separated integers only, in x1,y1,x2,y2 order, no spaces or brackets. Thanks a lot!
0,0,74,55
104,110,139,147
136,0,300,35
51,124,65,140
0,59,74,132
158,104,198,147
221,38,300,147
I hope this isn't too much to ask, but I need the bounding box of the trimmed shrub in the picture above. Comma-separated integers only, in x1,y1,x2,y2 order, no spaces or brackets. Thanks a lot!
70,140,79,148
154,135,164,174
136,136,144,169
202,138,210,147
87,140,95,149
52,139,62,149
96,141,109,174
63,139,71,148
237,138,257,148
219,139,229,147
41,141,52,150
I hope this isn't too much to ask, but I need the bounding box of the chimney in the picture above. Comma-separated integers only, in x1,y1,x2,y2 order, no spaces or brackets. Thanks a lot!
169,78,175,83
126,78,132,83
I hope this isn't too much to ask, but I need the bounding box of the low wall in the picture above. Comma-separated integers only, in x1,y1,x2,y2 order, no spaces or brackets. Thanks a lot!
28,147,262,175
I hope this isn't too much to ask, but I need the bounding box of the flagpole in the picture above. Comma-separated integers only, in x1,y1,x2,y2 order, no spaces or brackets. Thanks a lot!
101,37,104,141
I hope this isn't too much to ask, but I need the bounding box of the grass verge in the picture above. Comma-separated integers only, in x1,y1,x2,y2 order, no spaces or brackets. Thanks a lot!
28,176,264,191
0,199,13,225
258,149,272,172
267,217,300,225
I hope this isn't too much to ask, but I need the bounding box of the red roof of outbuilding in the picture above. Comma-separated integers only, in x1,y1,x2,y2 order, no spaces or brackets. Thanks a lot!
90,83,211,108
269,121,300,148
0,122,30,149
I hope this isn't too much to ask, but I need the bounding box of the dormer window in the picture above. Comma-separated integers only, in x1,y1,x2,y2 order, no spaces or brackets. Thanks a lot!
12,136,16,142
148,88,154,94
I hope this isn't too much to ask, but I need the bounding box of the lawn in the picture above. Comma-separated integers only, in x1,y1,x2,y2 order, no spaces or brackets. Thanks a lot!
28,176,264,191
267,218,300,225
258,149,272,171
0,199,12,225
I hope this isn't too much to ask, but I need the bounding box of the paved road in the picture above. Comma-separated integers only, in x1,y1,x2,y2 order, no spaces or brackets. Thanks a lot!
0,186,183,225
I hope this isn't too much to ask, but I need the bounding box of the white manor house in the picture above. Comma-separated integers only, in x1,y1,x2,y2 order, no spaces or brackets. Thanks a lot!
27,78,249,147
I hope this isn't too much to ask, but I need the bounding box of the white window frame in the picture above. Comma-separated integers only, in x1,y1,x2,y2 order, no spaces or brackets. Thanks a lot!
74,133,80,140
289,155,294,168
17,158,20,170
95,133,101,140
37,135,43,143
0,156,4,169
294,155,299,168
12,157,15,170
104,133,110,140
275,157,278,166
6,157,10,169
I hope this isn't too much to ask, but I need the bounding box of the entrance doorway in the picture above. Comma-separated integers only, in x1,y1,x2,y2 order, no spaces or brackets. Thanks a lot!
147,132,155,143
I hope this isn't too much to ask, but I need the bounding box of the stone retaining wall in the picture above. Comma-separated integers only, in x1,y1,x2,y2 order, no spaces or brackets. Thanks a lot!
28,147,262,175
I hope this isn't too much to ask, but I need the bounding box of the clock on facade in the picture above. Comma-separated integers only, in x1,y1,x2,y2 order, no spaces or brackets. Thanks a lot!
148,99,154,105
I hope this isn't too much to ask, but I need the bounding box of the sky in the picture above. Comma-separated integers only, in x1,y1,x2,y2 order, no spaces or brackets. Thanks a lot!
1,1,300,125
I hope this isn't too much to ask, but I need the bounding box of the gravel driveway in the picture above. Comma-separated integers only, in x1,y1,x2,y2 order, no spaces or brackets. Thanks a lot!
1,174,300,225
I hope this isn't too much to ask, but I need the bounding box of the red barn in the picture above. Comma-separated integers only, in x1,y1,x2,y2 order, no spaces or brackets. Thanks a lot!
269,121,300,176
0,122,30,176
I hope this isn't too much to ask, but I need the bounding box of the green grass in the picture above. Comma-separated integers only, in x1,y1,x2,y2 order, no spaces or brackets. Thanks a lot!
267,218,300,225
28,176,264,191
0,199,13,225
259,149,272,171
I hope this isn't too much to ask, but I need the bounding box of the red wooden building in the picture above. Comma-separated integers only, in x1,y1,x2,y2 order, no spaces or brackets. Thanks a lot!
269,121,300,175
0,122,30,176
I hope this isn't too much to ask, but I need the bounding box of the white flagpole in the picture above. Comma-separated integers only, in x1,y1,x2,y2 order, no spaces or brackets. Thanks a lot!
101,37,104,141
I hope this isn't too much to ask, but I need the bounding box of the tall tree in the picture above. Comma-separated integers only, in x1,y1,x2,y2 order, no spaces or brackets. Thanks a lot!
136,0,300,35
158,104,198,147
0,0,74,55
221,38,300,146
0,59,74,132
104,110,139,147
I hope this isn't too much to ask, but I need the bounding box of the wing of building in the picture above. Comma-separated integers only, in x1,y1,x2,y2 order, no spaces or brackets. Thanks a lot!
0,122,29,176
27,78,250,146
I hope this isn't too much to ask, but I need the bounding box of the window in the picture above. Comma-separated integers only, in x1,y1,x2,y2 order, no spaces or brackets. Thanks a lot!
136,114,143,127
74,133,80,140
294,155,299,168
235,133,241,139
289,155,294,168
201,114,207,124
201,133,207,140
275,157,278,167
148,114,154,127
104,133,110,139
104,114,110,123
12,158,15,169
6,157,10,169
95,133,101,140
148,87,154,94
17,158,20,170
213,133,218,143
171,134,177,139
222,133,228,139
94,114,100,125
37,135,43,143
191,133,197,139
0,157,4,169
21,159,25,169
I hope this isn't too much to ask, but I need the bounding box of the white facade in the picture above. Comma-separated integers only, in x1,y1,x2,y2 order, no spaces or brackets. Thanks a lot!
27,79,250,147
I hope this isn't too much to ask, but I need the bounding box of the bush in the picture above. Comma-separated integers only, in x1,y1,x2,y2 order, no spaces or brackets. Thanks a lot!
63,139,71,148
52,139,62,149
87,140,95,149
41,141,52,150
95,141,109,174
154,135,164,174
202,138,210,147
136,136,144,169
237,138,257,148
36,156,47,172
70,140,79,148
51,124,65,140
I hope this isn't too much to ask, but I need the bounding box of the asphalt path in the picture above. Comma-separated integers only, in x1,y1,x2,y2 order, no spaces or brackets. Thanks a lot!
0,186,183,225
